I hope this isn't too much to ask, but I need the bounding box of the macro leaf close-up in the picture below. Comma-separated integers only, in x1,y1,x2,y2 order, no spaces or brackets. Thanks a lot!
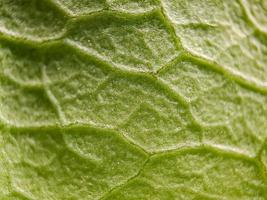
0,0,267,199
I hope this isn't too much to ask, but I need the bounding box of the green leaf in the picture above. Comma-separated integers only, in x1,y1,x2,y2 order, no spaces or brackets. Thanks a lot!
0,0,267,199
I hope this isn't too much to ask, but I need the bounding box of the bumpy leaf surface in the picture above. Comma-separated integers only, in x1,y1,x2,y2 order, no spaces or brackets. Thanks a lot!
0,0,267,199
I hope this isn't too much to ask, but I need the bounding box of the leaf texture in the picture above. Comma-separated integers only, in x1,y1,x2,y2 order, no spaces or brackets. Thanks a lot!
0,0,267,199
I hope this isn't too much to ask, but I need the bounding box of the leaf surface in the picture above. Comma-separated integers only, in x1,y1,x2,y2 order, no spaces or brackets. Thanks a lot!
0,0,267,199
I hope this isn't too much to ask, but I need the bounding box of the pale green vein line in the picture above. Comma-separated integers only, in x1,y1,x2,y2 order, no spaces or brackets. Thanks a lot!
63,135,103,165
0,72,43,89
0,115,11,126
152,143,255,161
40,0,73,18
238,0,267,35
158,2,183,50
45,0,79,18
98,157,150,200
41,65,66,125
47,0,159,18
155,54,181,75
67,7,159,19
149,142,202,155
255,144,267,185
171,22,248,38
118,131,151,155
12,186,36,200
0,30,67,47
0,27,67,44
